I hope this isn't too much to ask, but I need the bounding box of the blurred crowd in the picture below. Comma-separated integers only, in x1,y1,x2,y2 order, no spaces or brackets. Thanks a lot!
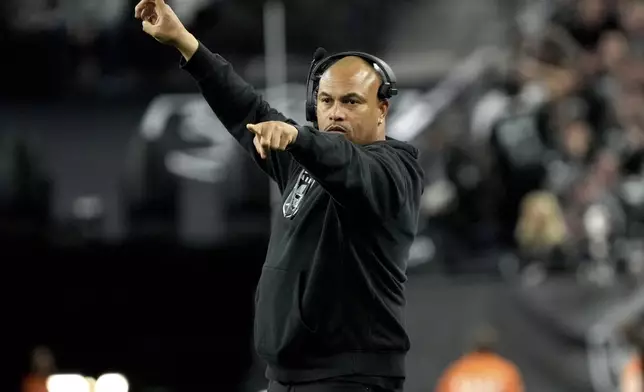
418,0,644,281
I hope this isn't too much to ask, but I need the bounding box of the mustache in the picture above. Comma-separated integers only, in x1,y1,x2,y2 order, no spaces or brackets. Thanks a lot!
324,124,348,133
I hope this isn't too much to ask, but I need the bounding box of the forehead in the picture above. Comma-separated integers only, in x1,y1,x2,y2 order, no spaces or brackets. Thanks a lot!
318,57,380,96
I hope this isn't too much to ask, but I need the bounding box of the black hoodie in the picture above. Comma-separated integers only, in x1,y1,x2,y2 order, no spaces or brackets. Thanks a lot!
181,43,423,387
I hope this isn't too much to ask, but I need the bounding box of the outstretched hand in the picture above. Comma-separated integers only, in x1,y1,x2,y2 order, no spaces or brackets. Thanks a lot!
135,0,187,46
247,122,299,159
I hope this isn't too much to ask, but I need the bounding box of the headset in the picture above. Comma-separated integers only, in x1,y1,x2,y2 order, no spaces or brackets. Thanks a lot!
305,47,398,124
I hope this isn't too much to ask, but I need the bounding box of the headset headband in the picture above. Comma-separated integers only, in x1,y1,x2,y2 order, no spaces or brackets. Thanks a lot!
305,49,398,124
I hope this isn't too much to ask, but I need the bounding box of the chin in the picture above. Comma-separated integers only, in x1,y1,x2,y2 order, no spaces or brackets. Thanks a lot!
330,131,351,140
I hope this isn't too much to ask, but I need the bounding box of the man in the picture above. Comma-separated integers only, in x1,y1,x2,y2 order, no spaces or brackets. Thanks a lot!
621,320,644,392
135,1,423,391
435,326,524,392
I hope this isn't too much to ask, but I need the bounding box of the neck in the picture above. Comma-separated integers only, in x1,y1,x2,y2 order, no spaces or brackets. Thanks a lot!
376,126,386,140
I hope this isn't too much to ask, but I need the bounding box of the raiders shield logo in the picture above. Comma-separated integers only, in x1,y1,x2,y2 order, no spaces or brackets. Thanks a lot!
283,170,315,219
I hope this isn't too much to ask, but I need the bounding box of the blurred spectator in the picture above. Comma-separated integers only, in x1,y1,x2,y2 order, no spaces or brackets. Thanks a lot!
621,355,641,392
435,325,524,392
621,319,644,392
551,0,622,52
451,0,644,277
515,191,568,260
620,0,644,57
595,30,629,103
22,346,56,392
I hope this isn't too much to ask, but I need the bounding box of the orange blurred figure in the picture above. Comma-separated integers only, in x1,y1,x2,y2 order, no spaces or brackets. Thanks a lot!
22,346,56,392
435,326,524,392
621,355,642,392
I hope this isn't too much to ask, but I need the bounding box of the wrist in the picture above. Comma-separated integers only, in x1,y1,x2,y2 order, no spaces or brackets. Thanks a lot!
175,31,199,61
289,124,299,144
287,125,313,152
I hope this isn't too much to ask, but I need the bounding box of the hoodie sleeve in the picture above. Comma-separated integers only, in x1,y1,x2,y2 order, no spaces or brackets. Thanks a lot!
287,125,424,218
180,42,295,192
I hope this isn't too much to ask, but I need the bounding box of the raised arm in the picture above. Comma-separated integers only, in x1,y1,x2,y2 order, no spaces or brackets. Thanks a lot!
135,0,295,191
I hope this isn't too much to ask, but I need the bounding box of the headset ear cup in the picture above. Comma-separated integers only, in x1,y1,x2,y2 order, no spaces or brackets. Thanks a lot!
306,79,319,123
306,101,316,123
305,80,316,123
378,84,392,100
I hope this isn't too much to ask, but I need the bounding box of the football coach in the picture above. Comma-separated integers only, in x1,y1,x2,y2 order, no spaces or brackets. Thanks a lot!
136,1,424,390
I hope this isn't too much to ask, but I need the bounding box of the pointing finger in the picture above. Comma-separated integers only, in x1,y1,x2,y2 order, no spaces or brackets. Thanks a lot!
246,124,261,135
154,0,166,9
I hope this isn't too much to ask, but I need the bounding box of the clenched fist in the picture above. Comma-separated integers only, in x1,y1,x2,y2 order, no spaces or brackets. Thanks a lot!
135,0,197,56
246,122,299,159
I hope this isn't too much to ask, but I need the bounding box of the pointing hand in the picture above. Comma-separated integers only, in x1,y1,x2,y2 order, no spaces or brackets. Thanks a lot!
247,122,299,159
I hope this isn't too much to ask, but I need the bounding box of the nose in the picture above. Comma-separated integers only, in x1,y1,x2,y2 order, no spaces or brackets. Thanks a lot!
328,103,346,122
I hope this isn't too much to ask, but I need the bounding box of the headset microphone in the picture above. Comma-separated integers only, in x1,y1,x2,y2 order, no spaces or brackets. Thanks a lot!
312,47,327,62
305,48,327,124
306,47,327,83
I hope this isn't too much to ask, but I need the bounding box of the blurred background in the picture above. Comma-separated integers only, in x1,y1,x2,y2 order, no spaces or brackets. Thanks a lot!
5,0,644,391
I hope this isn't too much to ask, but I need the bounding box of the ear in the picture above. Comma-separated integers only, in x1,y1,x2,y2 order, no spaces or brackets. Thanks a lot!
379,99,390,121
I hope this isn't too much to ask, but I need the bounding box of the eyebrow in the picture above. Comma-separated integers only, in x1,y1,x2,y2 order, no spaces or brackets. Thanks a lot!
318,92,367,102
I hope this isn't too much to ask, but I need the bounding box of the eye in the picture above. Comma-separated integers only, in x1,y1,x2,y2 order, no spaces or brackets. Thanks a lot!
341,97,360,105
320,97,331,104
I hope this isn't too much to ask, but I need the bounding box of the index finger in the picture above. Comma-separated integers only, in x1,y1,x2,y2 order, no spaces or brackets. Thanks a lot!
154,0,166,8
246,123,261,135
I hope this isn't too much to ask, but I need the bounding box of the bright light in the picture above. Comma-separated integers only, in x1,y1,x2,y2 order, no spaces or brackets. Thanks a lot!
85,377,96,391
95,373,129,392
47,374,91,392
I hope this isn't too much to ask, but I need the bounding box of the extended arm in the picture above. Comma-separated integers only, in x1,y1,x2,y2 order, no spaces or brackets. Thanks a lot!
287,126,423,218
180,43,296,190
136,0,295,190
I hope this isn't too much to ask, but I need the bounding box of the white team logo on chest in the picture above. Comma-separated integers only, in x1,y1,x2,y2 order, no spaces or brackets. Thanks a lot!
283,170,315,219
